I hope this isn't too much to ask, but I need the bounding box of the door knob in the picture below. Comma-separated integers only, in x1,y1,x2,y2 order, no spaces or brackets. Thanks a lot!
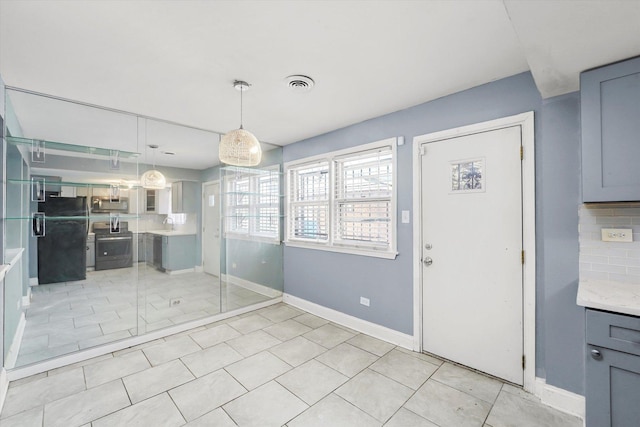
423,257,433,266
590,349,602,360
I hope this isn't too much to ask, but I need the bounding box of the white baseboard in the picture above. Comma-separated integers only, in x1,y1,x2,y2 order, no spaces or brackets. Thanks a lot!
29,277,38,286
283,293,413,349
535,377,585,420
223,274,282,298
166,267,196,275
0,368,8,416
194,265,204,273
21,287,32,307
5,313,26,370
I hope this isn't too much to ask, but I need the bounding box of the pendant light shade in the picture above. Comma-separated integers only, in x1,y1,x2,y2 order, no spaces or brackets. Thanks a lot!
219,127,262,166
219,80,262,167
141,144,167,189
140,169,167,190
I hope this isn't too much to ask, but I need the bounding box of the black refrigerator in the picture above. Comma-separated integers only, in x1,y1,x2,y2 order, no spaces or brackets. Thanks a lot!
36,196,88,284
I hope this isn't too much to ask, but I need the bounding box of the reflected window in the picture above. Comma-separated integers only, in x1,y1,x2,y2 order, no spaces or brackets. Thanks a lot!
224,166,280,241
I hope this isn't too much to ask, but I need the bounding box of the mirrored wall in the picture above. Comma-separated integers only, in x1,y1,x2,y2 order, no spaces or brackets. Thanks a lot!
2,88,283,370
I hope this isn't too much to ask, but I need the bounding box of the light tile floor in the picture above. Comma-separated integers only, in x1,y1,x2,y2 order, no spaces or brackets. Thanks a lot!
2,302,583,427
16,265,273,367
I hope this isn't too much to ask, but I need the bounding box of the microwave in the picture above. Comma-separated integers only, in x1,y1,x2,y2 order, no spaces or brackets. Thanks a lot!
91,196,129,213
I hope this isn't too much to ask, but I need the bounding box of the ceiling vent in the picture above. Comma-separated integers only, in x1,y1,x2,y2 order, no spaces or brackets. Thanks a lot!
284,75,315,93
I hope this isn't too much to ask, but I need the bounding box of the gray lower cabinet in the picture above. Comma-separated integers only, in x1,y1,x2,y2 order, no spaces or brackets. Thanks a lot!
162,235,196,271
145,233,154,266
581,56,640,202
585,309,640,427
136,233,145,262
86,234,95,268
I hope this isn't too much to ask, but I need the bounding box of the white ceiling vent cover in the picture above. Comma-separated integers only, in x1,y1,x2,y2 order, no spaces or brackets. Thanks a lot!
284,75,315,93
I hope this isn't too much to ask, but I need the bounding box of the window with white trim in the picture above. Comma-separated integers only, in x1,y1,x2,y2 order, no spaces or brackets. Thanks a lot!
224,166,280,242
287,161,329,242
285,138,397,259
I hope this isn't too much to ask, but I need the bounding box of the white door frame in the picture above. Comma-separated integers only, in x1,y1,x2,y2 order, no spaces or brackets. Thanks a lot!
201,179,220,271
412,111,536,392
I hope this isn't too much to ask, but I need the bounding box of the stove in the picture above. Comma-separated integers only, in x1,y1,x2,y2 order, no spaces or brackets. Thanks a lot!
93,221,133,270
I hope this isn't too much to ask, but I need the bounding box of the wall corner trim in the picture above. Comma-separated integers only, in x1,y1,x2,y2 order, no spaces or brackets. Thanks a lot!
4,313,26,370
283,293,414,349
0,368,8,416
535,377,585,421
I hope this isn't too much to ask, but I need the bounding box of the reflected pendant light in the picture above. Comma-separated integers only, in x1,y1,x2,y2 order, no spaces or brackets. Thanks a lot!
219,80,262,167
140,144,167,189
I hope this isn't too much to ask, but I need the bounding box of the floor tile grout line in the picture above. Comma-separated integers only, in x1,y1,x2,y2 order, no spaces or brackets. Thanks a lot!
164,390,189,425
358,358,436,425
429,362,504,405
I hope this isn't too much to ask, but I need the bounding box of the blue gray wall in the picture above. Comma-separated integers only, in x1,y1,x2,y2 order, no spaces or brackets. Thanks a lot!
283,72,584,395
538,93,582,393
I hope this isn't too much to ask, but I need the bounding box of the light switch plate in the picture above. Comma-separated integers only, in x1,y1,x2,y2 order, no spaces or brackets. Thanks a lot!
601,228,633,242
401,210,410,224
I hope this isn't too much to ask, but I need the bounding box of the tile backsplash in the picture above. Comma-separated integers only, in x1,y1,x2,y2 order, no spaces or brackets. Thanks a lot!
579,203,640,284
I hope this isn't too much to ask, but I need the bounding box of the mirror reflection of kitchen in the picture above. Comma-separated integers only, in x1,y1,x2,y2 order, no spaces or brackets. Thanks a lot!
3,88,284,370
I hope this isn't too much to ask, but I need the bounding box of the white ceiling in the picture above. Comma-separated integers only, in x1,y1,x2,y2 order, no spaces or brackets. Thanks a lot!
1,0,639,169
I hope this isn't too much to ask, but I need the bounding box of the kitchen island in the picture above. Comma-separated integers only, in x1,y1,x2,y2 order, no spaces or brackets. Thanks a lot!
144,230,197,274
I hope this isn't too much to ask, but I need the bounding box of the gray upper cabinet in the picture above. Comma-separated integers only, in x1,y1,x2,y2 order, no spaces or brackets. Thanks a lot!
171,181,198,213
581,56,640,202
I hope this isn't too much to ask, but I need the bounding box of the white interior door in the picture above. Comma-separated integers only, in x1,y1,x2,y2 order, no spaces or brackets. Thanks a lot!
203,181,221,276
421,125,523,385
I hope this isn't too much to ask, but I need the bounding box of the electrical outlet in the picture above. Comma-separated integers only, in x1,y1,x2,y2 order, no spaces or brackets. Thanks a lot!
360,297,370,307
601,228,633,243
169,298,183,307
232,263,237,269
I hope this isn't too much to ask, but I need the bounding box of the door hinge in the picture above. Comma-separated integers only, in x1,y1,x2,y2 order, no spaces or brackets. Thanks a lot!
522,355,526,370
521,250,525,265
520,146,524,160
420,145,427,156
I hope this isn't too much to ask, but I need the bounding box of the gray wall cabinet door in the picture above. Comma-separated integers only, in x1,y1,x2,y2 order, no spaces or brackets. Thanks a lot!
581,56,640,202
137,233,145,262
171,181,198,213
585,309,640,427
586,345,640,427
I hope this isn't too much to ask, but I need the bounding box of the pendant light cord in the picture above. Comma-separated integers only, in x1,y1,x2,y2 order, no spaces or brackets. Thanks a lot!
240,83,244,130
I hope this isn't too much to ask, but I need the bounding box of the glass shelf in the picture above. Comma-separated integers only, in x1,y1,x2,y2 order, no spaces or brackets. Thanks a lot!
224,191,284,197
222,215,284,218
6,136,140,159
7,178,142,189
5,214,140,221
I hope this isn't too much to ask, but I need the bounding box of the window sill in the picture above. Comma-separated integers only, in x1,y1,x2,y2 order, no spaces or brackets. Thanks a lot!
284,241,398,260
224,233,281,245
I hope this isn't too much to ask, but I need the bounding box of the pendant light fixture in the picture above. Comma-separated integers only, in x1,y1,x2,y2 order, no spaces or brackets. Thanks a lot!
219,80,262,167
140,144,167,189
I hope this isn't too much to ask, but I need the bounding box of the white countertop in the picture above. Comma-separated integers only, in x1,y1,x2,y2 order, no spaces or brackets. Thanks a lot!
577,279,640,317
144,230,197,236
